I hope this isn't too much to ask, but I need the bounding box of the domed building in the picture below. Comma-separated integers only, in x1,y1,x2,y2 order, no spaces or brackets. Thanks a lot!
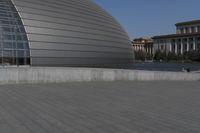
0,0,133,67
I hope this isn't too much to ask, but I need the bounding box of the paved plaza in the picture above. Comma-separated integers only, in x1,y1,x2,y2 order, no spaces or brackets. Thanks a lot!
0,81,200,133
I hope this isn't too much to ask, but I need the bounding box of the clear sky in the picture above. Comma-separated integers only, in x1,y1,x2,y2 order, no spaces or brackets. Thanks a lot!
94,0,200,39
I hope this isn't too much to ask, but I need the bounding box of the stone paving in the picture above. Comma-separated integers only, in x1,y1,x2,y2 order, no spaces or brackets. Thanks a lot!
0,81,200,133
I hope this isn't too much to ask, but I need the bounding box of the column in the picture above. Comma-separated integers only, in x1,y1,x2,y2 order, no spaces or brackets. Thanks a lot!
169,41,172,52
175,40,178,54
193,37,196,50
187,38,189,51
142,44,144,52
183,27,186,34
181,39,183,54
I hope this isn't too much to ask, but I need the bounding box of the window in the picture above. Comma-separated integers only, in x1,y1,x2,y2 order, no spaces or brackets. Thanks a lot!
185,27,189,34
180,28,184,34
197,43,200,50
3,42,13,49
184,44,187,51
0,0,29,65
189,38,193,42
17,35,22,40
198,26,200,32
17,50,25,57
171,44,176,52
17,42,24,49
190,44,193,50
161,45,164,50
191,27,195,33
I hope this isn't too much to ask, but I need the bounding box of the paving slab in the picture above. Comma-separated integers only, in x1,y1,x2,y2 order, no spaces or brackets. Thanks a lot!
0,81,200,133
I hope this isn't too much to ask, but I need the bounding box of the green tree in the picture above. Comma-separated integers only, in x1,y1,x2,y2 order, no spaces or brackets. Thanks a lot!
134,50,146,61
167,52,177,61
186,50,200,62
154,50,167,61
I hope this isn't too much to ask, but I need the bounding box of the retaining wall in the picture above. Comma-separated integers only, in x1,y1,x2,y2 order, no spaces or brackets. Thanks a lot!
0,67,199,84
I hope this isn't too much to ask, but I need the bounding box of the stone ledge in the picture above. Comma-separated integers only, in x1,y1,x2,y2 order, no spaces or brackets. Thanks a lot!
0,67,199,84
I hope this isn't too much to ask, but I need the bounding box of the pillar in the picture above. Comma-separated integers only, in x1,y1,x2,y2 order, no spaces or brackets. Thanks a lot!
180,39,183,54
187,38,189,51
193,37,196,50
175,40,178,54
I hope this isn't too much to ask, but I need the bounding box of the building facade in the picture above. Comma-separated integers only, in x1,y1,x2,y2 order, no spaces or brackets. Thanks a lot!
153,20,200,55
132,38,153,55
0,0,133,67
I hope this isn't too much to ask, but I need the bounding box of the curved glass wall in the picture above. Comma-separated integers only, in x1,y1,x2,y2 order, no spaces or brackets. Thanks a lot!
0,0,30,65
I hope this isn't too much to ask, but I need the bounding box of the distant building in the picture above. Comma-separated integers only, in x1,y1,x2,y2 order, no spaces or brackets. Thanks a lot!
132,38,153,55
153,20,200,55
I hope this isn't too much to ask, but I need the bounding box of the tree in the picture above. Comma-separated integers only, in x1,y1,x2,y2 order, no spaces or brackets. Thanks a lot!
186,50,200,62
167,52,178,61
134,50,146,61
154,50,167,61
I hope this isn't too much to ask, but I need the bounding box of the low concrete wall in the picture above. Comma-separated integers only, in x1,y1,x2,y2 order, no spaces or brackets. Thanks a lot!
0,67,199,84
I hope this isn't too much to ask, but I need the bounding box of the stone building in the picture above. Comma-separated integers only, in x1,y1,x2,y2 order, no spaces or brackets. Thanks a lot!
132,38,153,55
153,20,200,55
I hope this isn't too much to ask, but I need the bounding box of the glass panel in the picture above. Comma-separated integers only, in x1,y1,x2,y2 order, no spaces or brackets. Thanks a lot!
16,35,22,40
17,50,24,57
3,50,13,57
17,42,24,49
3,42,13,49
0,0,30,65
3,50,14,65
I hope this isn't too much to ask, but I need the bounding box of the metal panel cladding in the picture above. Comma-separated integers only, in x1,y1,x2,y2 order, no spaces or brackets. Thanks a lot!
11,0,134,67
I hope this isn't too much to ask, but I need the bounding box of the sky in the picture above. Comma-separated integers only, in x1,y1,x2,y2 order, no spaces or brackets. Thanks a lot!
94,0,200,39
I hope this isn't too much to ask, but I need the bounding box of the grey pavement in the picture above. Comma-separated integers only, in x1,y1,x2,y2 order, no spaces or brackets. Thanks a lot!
0,81,200,133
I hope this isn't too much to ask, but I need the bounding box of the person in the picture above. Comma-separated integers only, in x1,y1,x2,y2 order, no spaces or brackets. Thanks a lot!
186,68,190,72
182,67,190,72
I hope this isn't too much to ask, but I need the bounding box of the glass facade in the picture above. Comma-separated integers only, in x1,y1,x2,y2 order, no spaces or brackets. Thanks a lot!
0,0,30,65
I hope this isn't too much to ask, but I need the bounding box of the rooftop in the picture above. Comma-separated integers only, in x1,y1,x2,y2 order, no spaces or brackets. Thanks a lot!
132,37,153,44
153,32,200,39
175,20,200,26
